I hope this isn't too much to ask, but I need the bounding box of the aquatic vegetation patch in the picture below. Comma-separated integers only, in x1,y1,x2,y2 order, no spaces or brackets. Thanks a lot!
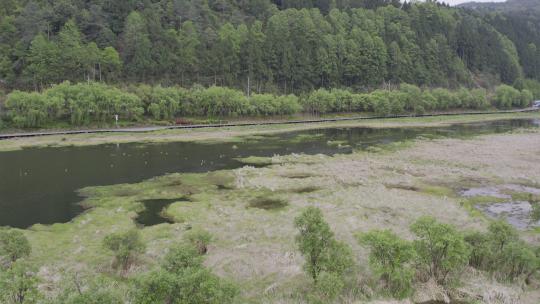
234,156,276,167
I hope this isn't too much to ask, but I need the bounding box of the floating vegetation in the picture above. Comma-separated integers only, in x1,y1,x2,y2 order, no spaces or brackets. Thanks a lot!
248,197,288,210
234,156,275,167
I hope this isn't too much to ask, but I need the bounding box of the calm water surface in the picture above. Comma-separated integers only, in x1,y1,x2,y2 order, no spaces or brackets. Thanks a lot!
0,119,538,228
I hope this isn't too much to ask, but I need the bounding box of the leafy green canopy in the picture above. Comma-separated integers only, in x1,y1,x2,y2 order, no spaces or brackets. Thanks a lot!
0,1,538,92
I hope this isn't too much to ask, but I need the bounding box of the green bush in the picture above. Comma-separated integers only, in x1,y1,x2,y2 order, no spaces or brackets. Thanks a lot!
191,86,249,117
54,277,123,304
464,221,539,281
103,230,145,272
162,244,203,272
431,88,455,110
294,207,353,282
399,84,424,114
368,90,391,116
313,271,344,302
359,230,415,298
520,89,533,107
0,229,31,264
0,260,40,304
411,216,470,284
464,231,491,269
183,229,212,255
497,240,538,280
470,88,490,109
133,244,237,304
302,88,335,114
143,86,189,119
492,84,522,109
4,91,60,128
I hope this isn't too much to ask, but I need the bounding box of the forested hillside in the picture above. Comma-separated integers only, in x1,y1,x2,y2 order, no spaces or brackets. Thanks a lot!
0,0,539,94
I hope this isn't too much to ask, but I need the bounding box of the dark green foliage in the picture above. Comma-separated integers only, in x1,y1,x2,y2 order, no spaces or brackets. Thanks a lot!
4,82,143,127
184,229,213,255
0,260,40,304
464,221,540,282
0,230,31,264
0,0,538,93
410,216,470,284
294,207,354,284
54,276,123,304
359,230,415,298
492,85,525,109
133,244,237,304
102,230,145,272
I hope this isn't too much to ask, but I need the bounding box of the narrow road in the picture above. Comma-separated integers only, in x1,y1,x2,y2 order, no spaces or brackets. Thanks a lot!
0,108,538,140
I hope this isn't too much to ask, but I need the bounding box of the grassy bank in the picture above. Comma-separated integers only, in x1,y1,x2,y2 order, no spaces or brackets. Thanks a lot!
0,111,538,152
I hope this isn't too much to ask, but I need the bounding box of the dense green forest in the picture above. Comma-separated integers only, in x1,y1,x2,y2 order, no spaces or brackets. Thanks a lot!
1,0,539,92
1,0,540,129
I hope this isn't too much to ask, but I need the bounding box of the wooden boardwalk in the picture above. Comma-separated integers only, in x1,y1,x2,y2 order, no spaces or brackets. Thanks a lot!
0,108,538,140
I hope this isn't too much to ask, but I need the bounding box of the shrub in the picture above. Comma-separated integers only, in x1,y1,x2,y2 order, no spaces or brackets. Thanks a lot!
183,229,212,255
0,229,31,264
359,230,415,298
331,88,354,112
46,82,143,125
4,91,58,128
302,88,335,114
492,84,521,109
431,88,453,110
520,89,533,107
314,271,344,302
497,241,538,281
368,90,391,116
464,231,491,269
411,216,469,284
133,244,237,304
399,84,424,114
55,277,123,304
162,244,203,272
487,220,518,252
0,260,40,304
276,94,302,115
191,86,249,117
470,88,490,109
103,230,145,271
294,207,353,283
144,86,189,120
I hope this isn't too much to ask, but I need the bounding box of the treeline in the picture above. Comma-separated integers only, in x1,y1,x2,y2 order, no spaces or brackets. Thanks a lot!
1,82,535,128
0,0,539,93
